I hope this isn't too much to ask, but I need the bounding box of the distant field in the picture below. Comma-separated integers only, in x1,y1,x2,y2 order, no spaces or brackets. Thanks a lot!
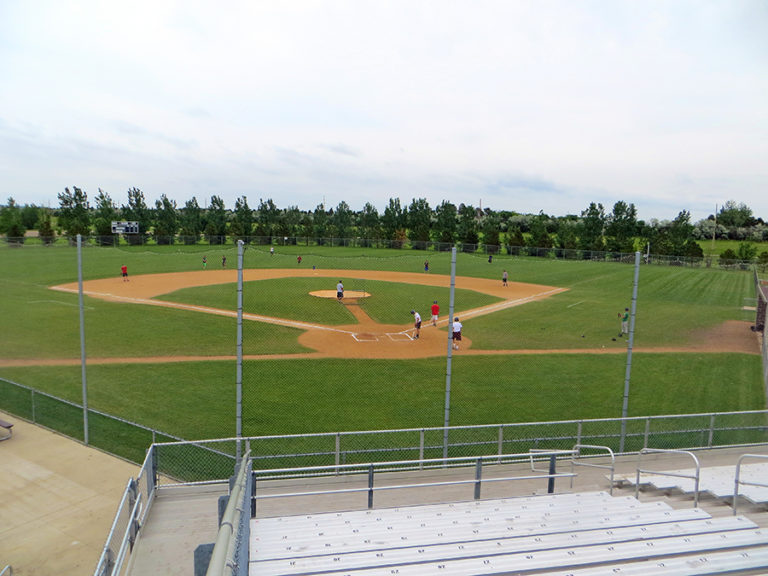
0,242,763,442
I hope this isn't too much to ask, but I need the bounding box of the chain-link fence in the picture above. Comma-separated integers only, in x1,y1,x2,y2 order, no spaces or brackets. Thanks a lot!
147,410,768,484
1,239,764,464
4,233,763,269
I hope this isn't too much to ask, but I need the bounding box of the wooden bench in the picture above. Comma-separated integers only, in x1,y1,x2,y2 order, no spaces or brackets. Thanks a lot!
0,418,13,441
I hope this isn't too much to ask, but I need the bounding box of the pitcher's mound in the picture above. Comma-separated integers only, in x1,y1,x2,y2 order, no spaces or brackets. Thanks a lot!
310,290,370,299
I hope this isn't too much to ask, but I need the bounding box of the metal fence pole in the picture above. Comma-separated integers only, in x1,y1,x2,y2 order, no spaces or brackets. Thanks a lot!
236,240,244,460
620,251,641,452
443,247,457,460
77,234,89,445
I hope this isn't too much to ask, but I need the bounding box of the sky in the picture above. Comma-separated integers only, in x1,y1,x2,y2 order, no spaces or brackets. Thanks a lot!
1,0,766,223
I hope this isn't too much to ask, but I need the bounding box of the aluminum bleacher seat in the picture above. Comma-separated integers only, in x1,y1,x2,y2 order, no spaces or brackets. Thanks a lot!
251,491,768,575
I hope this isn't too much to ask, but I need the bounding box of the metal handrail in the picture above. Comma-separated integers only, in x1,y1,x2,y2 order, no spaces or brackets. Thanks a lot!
1,565,12,576
571,444,616,494
635,448,701,507
528,448,575,472
206,450,252,576
733,453,768,516
253,450,578,510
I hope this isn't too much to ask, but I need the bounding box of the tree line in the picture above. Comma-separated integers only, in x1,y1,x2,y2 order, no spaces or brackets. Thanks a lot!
1,189,767,262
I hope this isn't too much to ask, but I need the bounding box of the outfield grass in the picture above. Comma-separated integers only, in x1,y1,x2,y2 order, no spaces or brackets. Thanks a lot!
0,242,764,442
0,352,761,439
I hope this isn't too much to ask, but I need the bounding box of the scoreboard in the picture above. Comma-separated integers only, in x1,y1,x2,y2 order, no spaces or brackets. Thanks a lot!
111,221,140,234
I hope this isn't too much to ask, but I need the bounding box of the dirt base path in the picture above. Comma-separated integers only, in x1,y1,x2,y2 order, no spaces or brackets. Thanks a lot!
0,269,757,367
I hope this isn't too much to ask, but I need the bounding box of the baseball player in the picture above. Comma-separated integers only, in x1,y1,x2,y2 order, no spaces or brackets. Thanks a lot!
452,317,463,350
411,309,422,339
619,308,629,337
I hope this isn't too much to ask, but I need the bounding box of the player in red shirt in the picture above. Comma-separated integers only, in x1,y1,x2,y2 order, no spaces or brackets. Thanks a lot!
430,300,439,326
121,265,128,282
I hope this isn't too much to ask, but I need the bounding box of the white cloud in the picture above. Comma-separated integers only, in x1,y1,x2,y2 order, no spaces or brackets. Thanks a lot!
1,0,766,221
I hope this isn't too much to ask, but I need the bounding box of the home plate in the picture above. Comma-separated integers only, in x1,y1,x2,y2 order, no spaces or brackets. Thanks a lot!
387,332,413,341
352,333,378,342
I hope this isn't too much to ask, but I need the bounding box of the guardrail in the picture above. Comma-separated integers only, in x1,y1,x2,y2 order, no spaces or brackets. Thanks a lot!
93,446,156,576
733,453,768,516
252,449,583,511
635,448,701,507
205,451,252,576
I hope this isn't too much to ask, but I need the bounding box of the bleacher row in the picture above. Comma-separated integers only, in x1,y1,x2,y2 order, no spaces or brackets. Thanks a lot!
250,491,768,575
616,462,768,505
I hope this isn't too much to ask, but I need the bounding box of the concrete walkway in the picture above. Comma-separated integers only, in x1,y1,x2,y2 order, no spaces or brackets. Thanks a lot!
0,411,138,576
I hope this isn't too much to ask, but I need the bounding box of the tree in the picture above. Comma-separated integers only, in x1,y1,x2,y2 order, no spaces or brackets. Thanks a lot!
0,198,26,242
578,202,605,252
757,251,768,272
20,204,39,230
480,210,501,253
297,211,313,244
255,198,279,244
230,196,254,242
381,198,406,248
154,194,179,244
93,189,118,245
57,186,91,239
276,205,302,244
737,241,758,262
121,187,151,245
407,198,431,248
433,200,457,248
556,221,579,253
527,212,554,255
331,200,353,245
718,200,753,228
205,195,228,244
179,197,203,244
38,209,55,245
313,203,328,245
605,201,638,252
457,204,479,251
719,248,739,268
358,202,380,246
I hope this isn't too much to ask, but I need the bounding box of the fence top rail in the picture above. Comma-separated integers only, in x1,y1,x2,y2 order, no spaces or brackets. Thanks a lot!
150,409,768,448
252,450,578,477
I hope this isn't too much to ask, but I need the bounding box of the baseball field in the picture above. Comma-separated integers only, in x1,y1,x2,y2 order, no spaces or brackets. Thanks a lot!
0,242,763,446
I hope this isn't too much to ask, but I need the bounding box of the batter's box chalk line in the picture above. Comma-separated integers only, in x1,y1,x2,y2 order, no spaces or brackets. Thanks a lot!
352,333,378,342
387,332,413,342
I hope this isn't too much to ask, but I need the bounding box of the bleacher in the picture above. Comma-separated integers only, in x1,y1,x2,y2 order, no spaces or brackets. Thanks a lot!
615,455,768,517
251,491,768,575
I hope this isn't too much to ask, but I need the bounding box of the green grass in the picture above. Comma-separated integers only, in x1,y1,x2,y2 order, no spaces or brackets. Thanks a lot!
0,242,764,451
162,278,501,325
698,238,768,257
0,352,761,439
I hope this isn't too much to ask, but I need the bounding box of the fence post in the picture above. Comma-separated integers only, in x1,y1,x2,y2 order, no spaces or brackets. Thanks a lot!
419,430,425,470
474,459,483,500
335,433,341,475
367,464,375,509
644,418,651,449
547,455,557,494
497,425,504,462
708,414,716,447
576,421,583,445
